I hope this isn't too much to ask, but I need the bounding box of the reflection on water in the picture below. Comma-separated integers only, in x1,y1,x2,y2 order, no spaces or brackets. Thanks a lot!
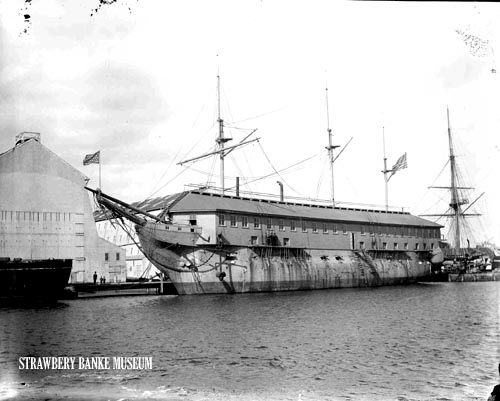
1,282,499,400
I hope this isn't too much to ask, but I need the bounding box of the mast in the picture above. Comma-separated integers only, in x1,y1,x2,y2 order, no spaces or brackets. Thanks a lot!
447,107,461,254
177,74,259,183
382,127,389,211
325,87,338,207
215,74,231,194
420,108,481,251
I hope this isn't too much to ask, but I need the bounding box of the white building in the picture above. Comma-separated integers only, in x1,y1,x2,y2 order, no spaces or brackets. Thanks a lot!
95,209,161,281
0,132,126,283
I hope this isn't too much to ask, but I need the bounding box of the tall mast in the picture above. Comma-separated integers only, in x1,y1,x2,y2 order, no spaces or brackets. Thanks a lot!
325,87,338,207
215,74,231,193
177,74,259,182
382,127,389,211
420,108,480,247
447,107,461,253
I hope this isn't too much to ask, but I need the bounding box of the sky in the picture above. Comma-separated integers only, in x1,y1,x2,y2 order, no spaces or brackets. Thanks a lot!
1,0,500,247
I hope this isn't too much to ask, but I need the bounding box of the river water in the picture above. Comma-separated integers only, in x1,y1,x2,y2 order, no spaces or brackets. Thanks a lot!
1,282,499,401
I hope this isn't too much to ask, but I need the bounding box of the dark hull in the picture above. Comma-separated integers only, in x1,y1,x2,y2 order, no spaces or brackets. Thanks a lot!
137,229,432,295
0,258,72,301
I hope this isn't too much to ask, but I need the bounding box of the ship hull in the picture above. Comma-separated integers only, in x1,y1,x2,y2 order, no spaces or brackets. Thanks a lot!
0,258,72,300
137,232,431,295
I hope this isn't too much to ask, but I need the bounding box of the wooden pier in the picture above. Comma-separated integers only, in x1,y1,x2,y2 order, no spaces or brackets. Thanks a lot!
64,281,178,299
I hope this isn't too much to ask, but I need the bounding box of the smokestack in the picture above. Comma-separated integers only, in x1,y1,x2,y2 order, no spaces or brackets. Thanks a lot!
277,181,283,202
236,177,240,197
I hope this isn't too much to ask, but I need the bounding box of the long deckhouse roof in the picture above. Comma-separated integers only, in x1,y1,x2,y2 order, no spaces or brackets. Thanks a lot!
169,191,441,228
94,190,441,228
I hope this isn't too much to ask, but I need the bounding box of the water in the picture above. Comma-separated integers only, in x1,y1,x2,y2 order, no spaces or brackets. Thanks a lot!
1,282,499,400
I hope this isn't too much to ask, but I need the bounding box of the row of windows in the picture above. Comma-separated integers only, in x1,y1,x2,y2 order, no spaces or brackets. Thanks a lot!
0,211,72,223
218,214,439,238
0,239,73,245
248,235,434,250
359,241,434,251
104,252,121,262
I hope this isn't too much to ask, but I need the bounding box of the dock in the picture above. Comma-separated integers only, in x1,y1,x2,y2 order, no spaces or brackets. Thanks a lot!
448,272,500,282
63,281,178,299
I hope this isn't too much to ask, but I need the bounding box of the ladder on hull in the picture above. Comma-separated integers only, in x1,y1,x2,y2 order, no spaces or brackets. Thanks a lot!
353,250,382,286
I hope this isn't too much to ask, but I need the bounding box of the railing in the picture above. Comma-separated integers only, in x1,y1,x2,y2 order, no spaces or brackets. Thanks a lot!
184,184,408,213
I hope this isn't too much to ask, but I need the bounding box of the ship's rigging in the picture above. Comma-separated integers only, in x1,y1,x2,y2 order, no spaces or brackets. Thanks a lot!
169,75,353,204
420,107,485,256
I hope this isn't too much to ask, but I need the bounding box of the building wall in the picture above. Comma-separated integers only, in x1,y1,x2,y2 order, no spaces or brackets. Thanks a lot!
96,219,160,280
173,211,439,252
0,138,126,283
170,213,217,245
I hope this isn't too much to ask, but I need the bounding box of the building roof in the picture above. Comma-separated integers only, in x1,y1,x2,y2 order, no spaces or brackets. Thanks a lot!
0,136,88,182
95,190,441,228
168,191,441,228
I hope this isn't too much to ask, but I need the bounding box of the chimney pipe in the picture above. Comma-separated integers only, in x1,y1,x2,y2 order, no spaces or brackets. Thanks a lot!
277,181,284,202
236,177,240,197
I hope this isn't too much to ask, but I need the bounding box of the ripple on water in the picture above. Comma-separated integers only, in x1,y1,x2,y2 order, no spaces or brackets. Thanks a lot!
0,283,499,400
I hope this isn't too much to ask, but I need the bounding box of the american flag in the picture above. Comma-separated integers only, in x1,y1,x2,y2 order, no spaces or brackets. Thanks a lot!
389,152,407,180
83,151,100,165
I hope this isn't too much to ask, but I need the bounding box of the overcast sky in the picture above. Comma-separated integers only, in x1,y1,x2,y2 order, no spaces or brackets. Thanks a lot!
1,0,499,246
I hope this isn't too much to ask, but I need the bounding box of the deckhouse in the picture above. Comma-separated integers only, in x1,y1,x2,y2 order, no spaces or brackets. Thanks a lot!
160,190,442,252
97,189,441,256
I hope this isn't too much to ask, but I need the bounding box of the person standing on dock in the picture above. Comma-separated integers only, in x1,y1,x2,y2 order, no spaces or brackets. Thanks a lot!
488,364,500,400
93,271,98,285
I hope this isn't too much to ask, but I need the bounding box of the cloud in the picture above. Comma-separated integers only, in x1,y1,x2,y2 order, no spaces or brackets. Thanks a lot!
437,55,485,90
77,61,170,154
0,58,171,158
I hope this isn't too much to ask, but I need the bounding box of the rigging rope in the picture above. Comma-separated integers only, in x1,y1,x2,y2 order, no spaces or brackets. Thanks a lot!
97,196,221,274
412,160,450,212
315,154,328,199
254,141,314,197
228,107,286,125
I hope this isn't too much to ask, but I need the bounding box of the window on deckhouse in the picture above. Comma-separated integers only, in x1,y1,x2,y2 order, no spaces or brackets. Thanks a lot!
230,215,237,227
254,217,260,229
242,216,249,228
219,214,225,226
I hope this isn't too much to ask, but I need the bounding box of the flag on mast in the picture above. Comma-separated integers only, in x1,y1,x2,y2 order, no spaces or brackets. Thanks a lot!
83,151,100,165
388,152,407,180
